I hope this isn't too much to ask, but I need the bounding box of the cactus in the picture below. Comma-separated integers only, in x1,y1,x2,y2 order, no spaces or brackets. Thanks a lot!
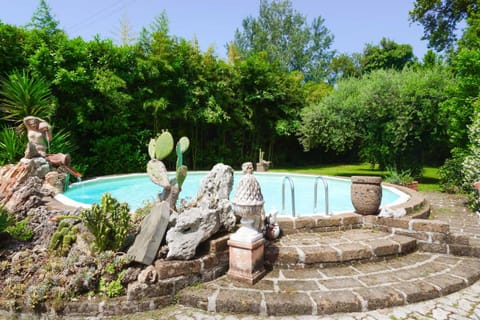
147,132,189,210
151,130,174,160
147,159,170,188
81,193,131,252
175,137,189,190
259,148,264,163
49,221,79,256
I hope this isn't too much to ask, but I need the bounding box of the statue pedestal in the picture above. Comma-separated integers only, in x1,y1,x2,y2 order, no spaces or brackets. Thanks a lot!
227,237,266,285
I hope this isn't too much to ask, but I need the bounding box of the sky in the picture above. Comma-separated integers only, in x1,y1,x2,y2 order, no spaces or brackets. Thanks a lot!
0,0,430,59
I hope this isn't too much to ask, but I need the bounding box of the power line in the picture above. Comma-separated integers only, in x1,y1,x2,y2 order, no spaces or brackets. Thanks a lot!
66,0,138,36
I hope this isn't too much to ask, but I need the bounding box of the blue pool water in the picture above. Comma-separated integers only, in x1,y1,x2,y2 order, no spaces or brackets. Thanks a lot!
57,172,408,216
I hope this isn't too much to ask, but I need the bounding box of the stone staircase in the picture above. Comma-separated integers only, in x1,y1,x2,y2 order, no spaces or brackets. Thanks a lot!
264,229,417,269
177,228,480,317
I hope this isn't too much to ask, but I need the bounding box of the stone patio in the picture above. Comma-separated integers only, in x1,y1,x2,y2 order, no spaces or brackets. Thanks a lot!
175,191,480,318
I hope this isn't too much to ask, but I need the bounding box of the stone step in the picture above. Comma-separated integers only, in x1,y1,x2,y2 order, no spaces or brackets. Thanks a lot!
177,252,480,317
265,228,417,269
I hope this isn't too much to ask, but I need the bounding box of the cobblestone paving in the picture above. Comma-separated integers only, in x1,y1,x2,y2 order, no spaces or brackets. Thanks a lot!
112,191,480,320
117,281,480,320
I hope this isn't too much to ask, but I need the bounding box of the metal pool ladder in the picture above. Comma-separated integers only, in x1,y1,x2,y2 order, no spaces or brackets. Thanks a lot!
282,176,296,217
314,176,330,215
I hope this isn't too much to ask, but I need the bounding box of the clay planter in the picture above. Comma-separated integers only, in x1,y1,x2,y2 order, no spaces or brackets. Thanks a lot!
405,181,419,191
350,176,382,215
256,162,269,172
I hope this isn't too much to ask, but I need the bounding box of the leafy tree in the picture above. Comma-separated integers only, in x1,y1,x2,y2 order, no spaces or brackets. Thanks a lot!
298,68,453,172
26,0,60,35
441,11,480,150
361,38,415,73
409,0,478,51
233,0,335,82
328,53,362,81
0,23,29,74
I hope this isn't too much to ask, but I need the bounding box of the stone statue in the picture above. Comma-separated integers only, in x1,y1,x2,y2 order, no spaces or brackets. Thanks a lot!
23,116,52,159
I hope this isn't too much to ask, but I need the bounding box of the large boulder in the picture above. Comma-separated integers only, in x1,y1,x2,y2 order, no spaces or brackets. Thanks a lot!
186,163,236,230
0,159,52,217
165,163,236,260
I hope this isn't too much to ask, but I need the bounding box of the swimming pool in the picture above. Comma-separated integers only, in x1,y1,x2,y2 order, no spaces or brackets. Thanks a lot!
56,172,409,216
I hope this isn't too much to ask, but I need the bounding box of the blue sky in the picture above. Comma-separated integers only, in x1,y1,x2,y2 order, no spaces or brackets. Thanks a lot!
0,0,430,59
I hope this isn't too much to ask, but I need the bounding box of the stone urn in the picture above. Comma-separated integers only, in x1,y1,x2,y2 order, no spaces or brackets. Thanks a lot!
350,176,382,215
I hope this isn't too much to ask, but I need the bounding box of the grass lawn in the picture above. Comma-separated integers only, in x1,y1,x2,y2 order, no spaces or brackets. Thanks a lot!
270,163,440,192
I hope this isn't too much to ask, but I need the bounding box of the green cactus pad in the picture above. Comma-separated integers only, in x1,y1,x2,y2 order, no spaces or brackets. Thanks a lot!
147,159,170,188
176,165,188,190
148,138,156,159
155,131,174,160
176,141,183,169
178,136,190,153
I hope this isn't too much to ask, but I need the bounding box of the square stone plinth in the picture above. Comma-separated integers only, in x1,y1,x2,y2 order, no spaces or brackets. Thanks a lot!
227,238,266,285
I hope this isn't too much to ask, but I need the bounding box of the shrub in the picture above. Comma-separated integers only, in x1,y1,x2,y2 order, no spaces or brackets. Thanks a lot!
438,152,466,193
462,110,480,211
0,206,34,241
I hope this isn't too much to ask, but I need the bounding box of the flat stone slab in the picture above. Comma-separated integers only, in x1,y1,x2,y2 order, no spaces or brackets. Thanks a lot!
178,252,480,316
265,228,417,268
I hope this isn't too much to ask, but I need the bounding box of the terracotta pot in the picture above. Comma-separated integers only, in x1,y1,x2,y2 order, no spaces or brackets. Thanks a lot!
405,181,418,191
350,176,382,215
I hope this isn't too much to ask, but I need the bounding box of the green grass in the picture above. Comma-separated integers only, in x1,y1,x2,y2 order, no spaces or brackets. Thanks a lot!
270,163,440,191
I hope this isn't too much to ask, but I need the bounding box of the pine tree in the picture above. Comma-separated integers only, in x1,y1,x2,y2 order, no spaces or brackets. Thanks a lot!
27,0,60,34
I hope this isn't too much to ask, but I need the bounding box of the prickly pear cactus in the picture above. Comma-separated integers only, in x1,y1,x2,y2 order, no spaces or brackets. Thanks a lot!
175,137,190,190
154,131,174,160
147,131,190,209
147,159,170,188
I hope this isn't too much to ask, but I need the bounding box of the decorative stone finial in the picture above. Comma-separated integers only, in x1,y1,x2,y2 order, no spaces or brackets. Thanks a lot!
231,162,265,243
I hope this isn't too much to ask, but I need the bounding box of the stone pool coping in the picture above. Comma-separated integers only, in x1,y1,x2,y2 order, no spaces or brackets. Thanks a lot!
277,183,430,235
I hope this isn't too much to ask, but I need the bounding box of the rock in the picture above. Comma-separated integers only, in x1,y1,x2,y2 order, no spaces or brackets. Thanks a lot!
166,207,221,260
44,171,67,194
187,163,236,231
137,265,157,283
379,207,407,218
127,201,170,265
0,158,52,216
121,267,141,286
165,164,236,260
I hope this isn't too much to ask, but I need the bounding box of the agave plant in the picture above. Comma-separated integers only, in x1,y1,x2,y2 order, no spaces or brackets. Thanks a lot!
0,70,55,133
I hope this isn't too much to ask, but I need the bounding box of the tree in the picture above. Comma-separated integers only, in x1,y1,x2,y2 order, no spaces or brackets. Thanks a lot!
440,11,480,150
116,15,136,46
361,38,415,73
27,0,60,35
409,0,478,52
328,53,362,81
298,68,453,172
233,0,335,82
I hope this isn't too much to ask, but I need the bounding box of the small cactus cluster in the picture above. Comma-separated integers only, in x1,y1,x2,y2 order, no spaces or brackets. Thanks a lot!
147,130,190,190
259,148,265,163
48,221,79,256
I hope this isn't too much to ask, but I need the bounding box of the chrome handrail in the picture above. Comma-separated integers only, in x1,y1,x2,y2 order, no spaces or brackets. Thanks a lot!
314,176,330,215
282,176,296,217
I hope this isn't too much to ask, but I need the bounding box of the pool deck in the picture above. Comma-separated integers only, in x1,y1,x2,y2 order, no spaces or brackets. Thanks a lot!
142,191,480,320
